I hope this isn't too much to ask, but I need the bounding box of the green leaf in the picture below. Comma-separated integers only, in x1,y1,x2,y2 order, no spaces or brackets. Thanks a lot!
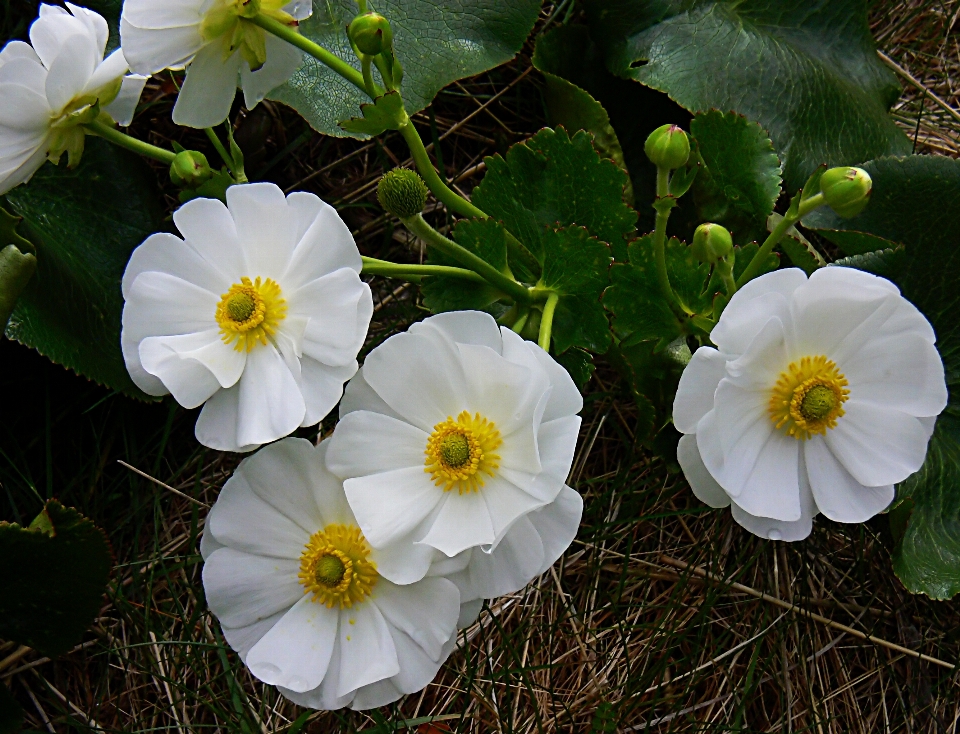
338,91,406,136
269,0,541,138
690,111,782,226
555,347,595,390
421,218,508,313
541,226,612,354
3,138,163,400
532,26,634,205
804,155,960,598
0,244,37,333
0,682,22,734
603,234,711,348
767,213,824,275
472,127,637,266
584,0,911,191
0,500,113,657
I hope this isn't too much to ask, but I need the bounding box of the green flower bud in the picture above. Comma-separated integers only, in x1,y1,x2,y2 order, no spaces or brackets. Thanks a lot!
819,166,872,218
644,124,690,170
377,168,427,219
169,150,214,188
691,223,733,265
349,12,393,56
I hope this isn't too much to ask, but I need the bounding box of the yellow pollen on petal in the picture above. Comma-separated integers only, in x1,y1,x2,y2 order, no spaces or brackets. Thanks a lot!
424,410,502,494
215,276,287,352
769,355,850,440
298,524,377,609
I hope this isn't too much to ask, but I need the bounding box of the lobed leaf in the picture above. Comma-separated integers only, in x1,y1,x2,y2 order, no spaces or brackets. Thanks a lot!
421,218,509,313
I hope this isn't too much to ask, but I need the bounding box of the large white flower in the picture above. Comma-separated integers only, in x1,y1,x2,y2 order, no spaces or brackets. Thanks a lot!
121,182,373,452
0,3,146,195
325,311,584,596
201,438,467,710
120,0,310,128
673,267,947,541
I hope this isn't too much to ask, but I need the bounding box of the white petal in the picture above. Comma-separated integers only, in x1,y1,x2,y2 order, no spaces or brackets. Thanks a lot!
121,231,228,301
121,330,168,396
282,0,313,21
341,467,441,548
496,414,581,503
277,642,354,710
804,437,894,523
172,197,245,283
138,329,239,407
336,602,400,697
368,534,437,586
221,609,285,662
410,310,503,353
338,368,403,420
292,269,372,367
527,484,583,576
451,514,544,600
824,401,932,487
239,32,302,109
29,6,79,68
285,191,326,245
84,48,130,95
205,471,308,557
727,427,800,521
299,357,357,427
226,182,299,277
103,73,147,126
44,32,98,112
723,315,790,390
506,330,583,422
124,270,218,337
236,437,327,534
673,347,726,434
236,344,306,448
349,677,404,711
172,43,240,128
0,82,52,130
0,41,41,69
676,433,731,508
326,411,427,477
119,19,202,73
711,268,806,355
246,594,339,693
65,3,109,53
458,598,483,628
379,624,455,696
199,527,225,560
195,384,261,453
0,144,48,196
730,451,817,541
282,198,362,290
841,332,947,418
419,491,496,557
372,577,460,662
119,0,204,33
202,547,301,629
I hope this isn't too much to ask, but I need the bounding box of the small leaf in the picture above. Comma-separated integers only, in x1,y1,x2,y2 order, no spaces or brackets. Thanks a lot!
339,91,406,136
0,244,37,332
472,127,637,267
0,500,113,657
767,212,824,274
555,347,595,390
421,218,508,313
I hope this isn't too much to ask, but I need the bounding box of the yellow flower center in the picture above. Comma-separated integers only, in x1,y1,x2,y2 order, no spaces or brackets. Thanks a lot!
298,524,378,609
425,410,502,493
199,0,295,70
215,276,286,352
769,355,850,440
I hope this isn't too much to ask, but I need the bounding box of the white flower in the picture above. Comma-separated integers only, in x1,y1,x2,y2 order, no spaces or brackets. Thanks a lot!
120,0,311,128
325,311,584,597
0,3,147,195
121,182,373,452
673,267,947,541
201,438,467,711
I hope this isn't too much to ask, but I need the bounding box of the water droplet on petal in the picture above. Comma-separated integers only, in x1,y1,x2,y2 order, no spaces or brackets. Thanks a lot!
768,528,783,541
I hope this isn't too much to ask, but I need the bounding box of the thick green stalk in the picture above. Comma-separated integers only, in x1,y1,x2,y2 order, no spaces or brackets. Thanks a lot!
204,127,234,173
401,214,530,304
736,193,825,288
360,56,379,99
538,292,560,352
360,256,485,283
250,15,367,94
82,121,176,164
652,166,682,314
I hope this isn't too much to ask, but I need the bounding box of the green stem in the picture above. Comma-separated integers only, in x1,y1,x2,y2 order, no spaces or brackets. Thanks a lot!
360,256,485,283
82,121,176,164
360,56,379,99
204,127,234,174
538,292,560,352
401,214,530,303
250,14,368,95
652,166,682,314
690,315,715,335
511,305,530,334
736,192,825,288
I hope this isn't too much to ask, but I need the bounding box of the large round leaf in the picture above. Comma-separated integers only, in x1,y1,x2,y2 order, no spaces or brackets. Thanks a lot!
269,0,541,137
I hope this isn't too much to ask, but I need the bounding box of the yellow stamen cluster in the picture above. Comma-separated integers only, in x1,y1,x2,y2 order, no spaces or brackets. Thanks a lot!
425,411,502,493
215,276,286,352
298,524,378,609
769,355,850,440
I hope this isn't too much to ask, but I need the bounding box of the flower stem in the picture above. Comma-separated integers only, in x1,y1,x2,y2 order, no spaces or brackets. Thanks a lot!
250,14,368,96
204,127,235,174
538,292,560,352
401,214,531,304
360,256,485,283
511,305,530,334
82,121,176,165
360,56,379,99
652,166,682,315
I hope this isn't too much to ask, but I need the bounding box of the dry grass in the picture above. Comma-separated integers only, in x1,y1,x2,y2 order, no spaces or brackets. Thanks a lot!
2,1,960,732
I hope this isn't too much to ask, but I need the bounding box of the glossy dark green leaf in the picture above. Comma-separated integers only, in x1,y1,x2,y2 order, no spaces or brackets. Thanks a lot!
584,0,911,191
555,347,595,390
269,0,541,138
3,138,163,400
541,226,612,354
805,155,960,598
532,26,633,206
0,244,36,333
339,91,406,136
0,500,113,657
421,218,508,313
472,127,637,266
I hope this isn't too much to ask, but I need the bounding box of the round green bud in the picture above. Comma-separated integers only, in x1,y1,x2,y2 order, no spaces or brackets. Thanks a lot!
644,124,690,170
691,223,734,265
819,166,872,218
377,168,428,219
348,12,393,56
169,150,213,188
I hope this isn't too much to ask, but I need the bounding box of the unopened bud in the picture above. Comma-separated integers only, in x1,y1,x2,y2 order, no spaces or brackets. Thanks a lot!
349,12,393,56
644,124,690,170
377,168,427,219
819,166,872,218
169,150,213,188
691,223,733,265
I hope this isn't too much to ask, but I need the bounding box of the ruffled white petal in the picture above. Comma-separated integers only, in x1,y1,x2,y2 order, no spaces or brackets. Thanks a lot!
710,268,805,355
299,358,358,427
202,547,302,629
172,41,240,128
171,197,245,282
104,73,147,126
803,437,894,523
239,32,302,109
450,514,544,600
227,182,299,277
673,347,726,434
326,411,427,477
730,451,818,541
341,467,441,548
336,601,399,697
195,384,260,453
677,433,731,509
235,344,306,448
419,491,496,557
372,577,460,662
138,329,240,407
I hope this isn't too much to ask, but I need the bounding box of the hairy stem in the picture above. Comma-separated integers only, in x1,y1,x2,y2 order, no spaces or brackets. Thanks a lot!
538,292,560,352
82,121,176,165
360,256,486,283
360,56,379,99
736,193,825,288
652,166,682,314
